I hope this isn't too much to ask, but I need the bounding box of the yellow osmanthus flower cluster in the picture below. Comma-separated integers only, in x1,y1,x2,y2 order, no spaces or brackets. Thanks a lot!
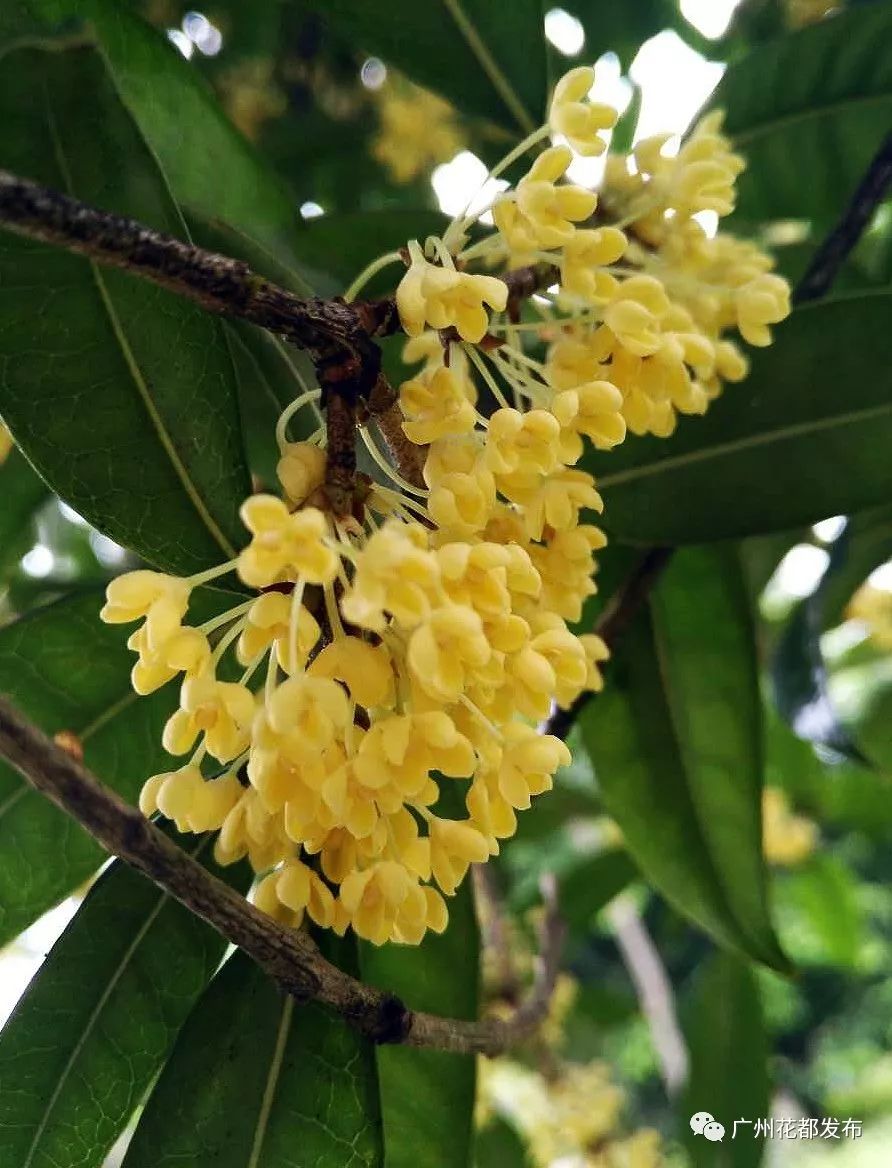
101,63,790,948
372,79,463,183
762,786,818,868
479,1053,663,1168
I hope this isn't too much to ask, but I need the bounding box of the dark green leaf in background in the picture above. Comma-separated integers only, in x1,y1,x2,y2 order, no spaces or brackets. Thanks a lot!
0,839,249,1168
717,3,892,230
776,854,864,969
29,0,316,286
124,944,383,1168
582,546,786,969
0,42,250,573
302,0,548,134
0,588,236,945
589,294,892,544
681,951,770,1168
0,448,50,582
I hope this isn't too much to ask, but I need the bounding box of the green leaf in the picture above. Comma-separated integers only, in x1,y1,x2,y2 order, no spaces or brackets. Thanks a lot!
0,588,234,945
0,43,250,573
302,0,548,134
510,845,637,934
681,951,770,1168
26,0,314,287
581,546,787,968
717,4,892,229
588,294,892,543
0,448,49,581
123,944,384,1168
776,855,863,969
301,209,449,296
0,838,249,1168
359,784,479,1168
558,0,682,69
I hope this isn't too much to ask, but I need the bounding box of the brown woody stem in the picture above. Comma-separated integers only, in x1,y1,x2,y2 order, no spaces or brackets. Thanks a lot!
0,694,562,1056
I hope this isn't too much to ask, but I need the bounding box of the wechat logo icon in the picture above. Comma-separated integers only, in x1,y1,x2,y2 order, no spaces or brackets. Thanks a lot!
691,1112,725,1142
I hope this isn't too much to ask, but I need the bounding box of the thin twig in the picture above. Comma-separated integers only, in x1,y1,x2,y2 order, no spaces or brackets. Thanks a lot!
606,895,688,1095
0,693,561,1056
793,132,892,305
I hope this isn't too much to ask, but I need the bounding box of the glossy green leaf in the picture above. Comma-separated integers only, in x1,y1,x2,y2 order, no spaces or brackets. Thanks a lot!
124,944,383,1168
581,546,787,968
24,0,314,286
0,838,248,1168
226,322,320,488
302,0,548,134
359,787,479,1168
681,951,770,1168
718,4,892,228
589,294,892,544
0,588,236,945
0,43,250,573
0,448,49,580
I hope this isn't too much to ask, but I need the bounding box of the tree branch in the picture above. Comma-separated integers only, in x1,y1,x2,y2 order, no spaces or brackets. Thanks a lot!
0,693,562,1056
793,131,892,305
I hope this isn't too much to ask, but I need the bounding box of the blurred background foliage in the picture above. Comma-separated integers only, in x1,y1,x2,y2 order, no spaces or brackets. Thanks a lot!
0,0,891,1166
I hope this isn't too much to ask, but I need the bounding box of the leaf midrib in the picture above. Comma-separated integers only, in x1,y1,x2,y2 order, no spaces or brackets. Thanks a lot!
21,887,170,1166
651,602,778,966
246,995,294,1168
732,92,892,148
439,0,535,133
42,65,237,563
598,399,892,491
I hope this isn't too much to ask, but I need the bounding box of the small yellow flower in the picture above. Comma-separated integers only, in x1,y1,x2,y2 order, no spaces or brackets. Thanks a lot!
495,146,598,251
763,786,818,867
560,225,627,303
396,244,508,343
308,637,395,709
604,275,671,357
400,365,477,444
163,672,255,763
372,82,462,183
276,442,327,506
127,624,210,695
236,592,321,674
408,604,492,703
341,521,440,631
484,408,562,476
549,65,617,156
237,497,338,588
101,570,191,649
429,816,490,894
735,273,791,346
141,765,243,834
